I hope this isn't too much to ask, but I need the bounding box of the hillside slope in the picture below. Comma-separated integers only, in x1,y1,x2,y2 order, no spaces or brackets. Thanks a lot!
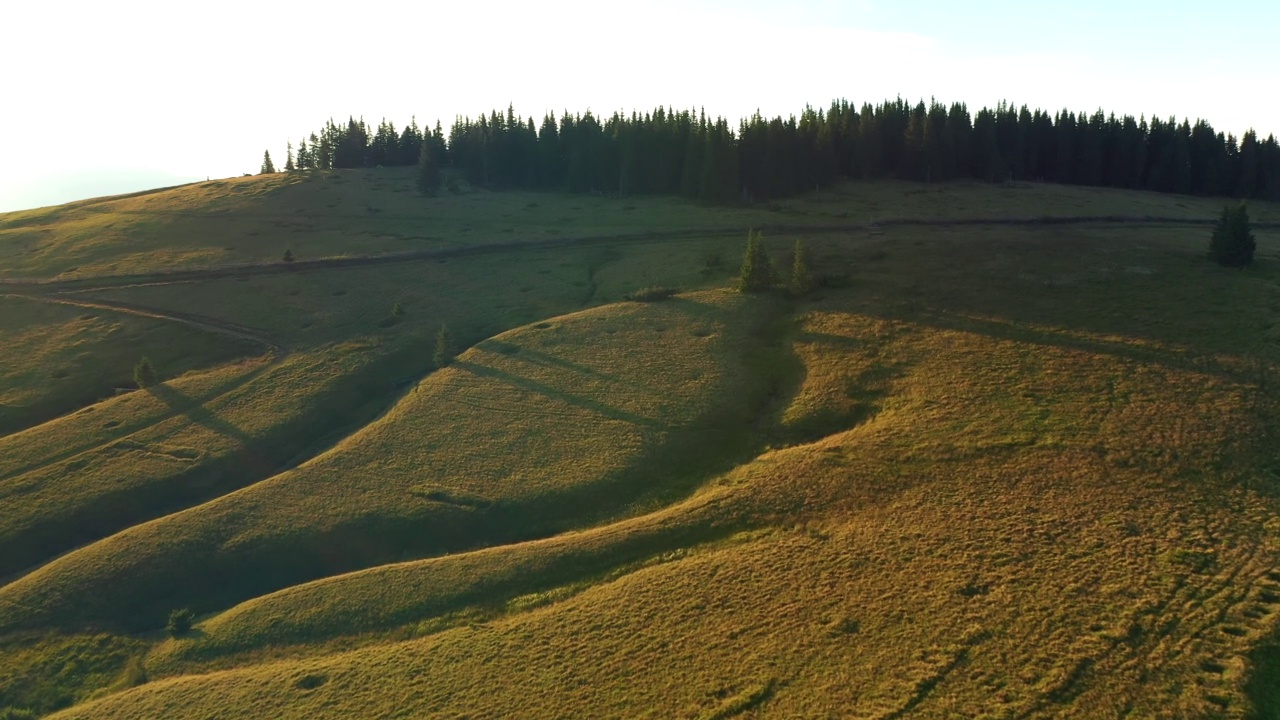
2,173,1280,718
0,291,783,633
49,285,1280,719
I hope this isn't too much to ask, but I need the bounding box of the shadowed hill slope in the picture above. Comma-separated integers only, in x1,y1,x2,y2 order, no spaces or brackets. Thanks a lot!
0,291,786,633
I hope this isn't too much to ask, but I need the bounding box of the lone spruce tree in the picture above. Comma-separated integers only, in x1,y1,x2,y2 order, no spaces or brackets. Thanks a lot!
260,150,276,174
433,324,456,368
1209,204,1256,267
738,230,774,293
134,357,158,388
416,135,441,196
789,238,814,296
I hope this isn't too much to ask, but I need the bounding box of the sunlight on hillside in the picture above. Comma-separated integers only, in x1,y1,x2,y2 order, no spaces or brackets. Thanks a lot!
1,173,1279,718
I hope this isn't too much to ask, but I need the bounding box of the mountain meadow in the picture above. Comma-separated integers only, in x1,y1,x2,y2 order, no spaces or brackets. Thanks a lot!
2,99,1280,718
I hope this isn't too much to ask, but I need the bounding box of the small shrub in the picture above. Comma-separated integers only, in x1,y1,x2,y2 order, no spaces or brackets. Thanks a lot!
378,304,405,328
115,657,148,689
133,357,158,388
282,249,295,263
625,286,678,302
828,616,861,636
167,608,194,637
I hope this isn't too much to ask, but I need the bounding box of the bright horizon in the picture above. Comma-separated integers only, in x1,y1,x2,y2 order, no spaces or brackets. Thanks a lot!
2,0,1277,212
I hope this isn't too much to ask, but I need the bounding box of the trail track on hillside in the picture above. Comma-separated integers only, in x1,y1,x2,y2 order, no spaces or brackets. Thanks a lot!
3,293,288,356
4,214,1275,293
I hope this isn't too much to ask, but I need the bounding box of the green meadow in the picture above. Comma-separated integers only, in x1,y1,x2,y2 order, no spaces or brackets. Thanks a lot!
1,168,1279,718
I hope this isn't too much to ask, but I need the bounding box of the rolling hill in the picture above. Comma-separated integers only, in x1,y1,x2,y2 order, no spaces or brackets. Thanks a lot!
1,168,1279,718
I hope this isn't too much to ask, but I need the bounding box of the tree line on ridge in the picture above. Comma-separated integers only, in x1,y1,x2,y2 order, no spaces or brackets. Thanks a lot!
268,99,1280,202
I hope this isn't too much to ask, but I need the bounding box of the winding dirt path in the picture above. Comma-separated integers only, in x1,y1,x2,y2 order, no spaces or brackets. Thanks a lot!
4,215,1274,294
13,294,287,355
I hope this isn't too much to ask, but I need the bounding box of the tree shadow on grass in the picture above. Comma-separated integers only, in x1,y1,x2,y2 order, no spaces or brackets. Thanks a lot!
1246,640,1280,720
913,309,1244,381
147,383,276,476
148,384,252,446
836,228,1278,384
453,361,665,429
0,359,275,485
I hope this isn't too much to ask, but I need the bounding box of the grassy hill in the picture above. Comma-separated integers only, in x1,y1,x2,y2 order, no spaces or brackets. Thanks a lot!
2,171,1279,718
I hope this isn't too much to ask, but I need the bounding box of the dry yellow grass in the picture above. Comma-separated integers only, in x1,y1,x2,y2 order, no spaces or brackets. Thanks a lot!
48,293,1280,718
5,173,1280,718
0,337,434,585
0,291,783,633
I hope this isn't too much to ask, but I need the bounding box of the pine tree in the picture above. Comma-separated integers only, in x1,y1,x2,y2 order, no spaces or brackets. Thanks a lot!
282,249,295,262
260,150,276,174
434,325,456,368
167,608,194,637
1209,204,1256,267
738,230,774,293
416,130,441,196
789,238,814,296
284,141,296,171
134,357,158,388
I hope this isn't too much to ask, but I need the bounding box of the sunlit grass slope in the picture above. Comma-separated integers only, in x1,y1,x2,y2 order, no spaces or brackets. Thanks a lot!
0,294,258,435
53,272,1280,718
5,170,1280,718
0,336,444,583
0,291,784,633
0,633,148,717
0,357,267,580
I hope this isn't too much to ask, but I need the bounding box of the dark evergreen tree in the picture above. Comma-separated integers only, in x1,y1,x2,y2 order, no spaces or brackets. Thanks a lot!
260,150,276,174
316,126,333,169
738,230,774,293
679,114,706,198
536,113,562,188
398,118,423,166
434,325,456,368
416,127,441,196
296,138,311,170
167,608,194,637
284,141,296,172
1209,204,1256,267
789,238,814,296
1238,131,1261,197
280,99,1280,204
972,109,1002,182
134,357,158,388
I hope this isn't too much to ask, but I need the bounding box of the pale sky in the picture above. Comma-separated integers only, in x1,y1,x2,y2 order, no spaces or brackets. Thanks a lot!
1,0,1276,212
